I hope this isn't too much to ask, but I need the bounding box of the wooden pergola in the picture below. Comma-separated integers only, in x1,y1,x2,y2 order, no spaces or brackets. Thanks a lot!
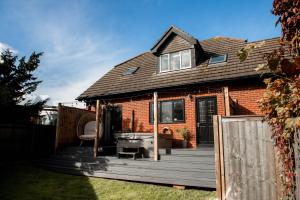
92,92,160,160
92,87,236,159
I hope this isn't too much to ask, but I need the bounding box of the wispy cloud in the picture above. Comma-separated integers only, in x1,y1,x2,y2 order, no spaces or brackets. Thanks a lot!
1,1,130,105
0,42,17,54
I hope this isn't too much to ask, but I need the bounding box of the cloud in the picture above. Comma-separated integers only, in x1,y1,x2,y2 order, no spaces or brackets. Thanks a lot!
2,1,131,106
0,42,17,54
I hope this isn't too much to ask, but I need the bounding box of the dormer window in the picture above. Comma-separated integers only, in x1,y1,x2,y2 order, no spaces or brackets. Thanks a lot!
160,54,169,72
209,54,227,64
159,49,191,73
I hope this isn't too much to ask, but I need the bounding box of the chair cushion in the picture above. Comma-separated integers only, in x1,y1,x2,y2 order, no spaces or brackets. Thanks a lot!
84,121,96,135
79,134,96,140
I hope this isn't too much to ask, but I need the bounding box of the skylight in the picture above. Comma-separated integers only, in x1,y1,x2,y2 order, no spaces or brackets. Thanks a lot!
123,67,139,76
209,54,227,64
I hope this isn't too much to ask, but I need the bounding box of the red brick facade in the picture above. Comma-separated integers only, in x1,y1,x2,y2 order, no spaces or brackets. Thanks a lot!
105,81,265,148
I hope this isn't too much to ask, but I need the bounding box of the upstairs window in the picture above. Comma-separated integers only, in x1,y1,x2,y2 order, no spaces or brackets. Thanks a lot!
159,49,191,72
160,54,169,72
181,50,192,68
170,52,180,70
209,54,227,64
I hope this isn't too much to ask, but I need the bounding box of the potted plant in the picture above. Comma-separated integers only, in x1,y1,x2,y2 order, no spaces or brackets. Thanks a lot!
176,127,190,148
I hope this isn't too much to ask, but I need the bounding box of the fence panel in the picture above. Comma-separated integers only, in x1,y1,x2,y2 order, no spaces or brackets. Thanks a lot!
55,105,95,151
214,115,279,200
0,124,55,160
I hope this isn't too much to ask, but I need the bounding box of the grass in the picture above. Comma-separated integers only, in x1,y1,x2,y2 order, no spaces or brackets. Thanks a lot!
0,164,215,200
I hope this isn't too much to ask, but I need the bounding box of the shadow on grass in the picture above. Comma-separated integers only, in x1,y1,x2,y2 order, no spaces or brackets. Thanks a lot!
0,163,98,200
0,162,216,200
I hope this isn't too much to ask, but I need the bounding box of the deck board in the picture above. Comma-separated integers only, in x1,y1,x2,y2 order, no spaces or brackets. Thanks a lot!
35,146,216,189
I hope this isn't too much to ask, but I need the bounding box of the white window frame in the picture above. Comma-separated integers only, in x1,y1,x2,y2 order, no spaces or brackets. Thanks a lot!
159,49,191,73
170,51,181,70
160,54,170,72
180,49,192,69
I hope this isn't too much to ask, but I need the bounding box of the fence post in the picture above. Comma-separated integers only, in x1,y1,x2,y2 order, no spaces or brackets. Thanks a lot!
30,125,35,156
218,115,225,199
213,115,222,200
54,103,62,154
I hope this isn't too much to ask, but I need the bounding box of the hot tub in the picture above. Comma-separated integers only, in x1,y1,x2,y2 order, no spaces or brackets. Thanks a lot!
114,132,172,158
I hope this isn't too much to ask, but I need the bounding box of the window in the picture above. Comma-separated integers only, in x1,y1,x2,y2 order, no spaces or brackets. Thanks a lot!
161,101,173,123
173,100,184,121
159,49,191,72
181,50,191,68
123,67,139,76
170,52,180,70
160,54,169,72
150,100,184,123
208,54,227,64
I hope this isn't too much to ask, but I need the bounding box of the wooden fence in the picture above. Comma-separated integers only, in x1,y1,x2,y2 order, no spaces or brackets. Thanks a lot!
55,105,95,152
0,124,55,160
214,115,279,200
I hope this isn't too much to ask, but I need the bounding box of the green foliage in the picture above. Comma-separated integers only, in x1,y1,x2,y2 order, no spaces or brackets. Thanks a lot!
0,49,46,124
176,127,190,141
0,49,43,106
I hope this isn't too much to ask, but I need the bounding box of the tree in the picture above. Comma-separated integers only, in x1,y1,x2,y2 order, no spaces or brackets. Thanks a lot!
238,0,300,198
0,49,43,106
0,49,46,124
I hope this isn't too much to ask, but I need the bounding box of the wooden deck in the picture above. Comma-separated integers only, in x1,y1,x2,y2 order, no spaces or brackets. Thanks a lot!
35,146,216,189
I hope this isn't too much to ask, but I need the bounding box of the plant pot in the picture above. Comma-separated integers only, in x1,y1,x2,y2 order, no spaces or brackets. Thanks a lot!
182,140,187,148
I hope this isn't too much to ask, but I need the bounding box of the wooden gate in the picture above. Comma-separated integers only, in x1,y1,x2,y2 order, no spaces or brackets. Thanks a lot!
213,115,279,200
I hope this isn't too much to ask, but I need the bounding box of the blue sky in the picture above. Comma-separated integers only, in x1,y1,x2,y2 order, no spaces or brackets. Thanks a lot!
0,0,280,105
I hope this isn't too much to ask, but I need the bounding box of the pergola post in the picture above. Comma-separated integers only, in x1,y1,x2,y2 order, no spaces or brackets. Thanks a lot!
54,103,62,154
153,92,159,161
131,110,135,132
223,86,230,116
94,100,101,159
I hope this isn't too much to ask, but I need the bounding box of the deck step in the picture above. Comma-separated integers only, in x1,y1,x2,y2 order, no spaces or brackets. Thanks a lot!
117,152,140,160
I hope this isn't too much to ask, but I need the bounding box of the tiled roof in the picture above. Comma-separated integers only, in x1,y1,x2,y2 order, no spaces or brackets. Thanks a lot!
78,34,280,100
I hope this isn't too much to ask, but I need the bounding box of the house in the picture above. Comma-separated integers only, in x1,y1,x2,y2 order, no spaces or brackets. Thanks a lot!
77,26,279,148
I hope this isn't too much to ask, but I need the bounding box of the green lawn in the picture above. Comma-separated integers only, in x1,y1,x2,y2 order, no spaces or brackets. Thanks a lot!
0,164,215,200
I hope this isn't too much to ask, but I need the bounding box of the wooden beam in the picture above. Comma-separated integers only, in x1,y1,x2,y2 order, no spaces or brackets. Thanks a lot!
173,185,185,190
213,115,222,200
94,100,101,159
223,87,230,116
218,115,226,199
54,103,62,154
153,92,159,161
131,110,135,132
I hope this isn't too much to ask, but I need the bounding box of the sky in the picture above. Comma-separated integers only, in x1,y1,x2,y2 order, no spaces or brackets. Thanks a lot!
0,0,280,106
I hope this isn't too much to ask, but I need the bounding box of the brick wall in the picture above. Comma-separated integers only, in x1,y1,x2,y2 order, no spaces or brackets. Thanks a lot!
105,82,265,148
